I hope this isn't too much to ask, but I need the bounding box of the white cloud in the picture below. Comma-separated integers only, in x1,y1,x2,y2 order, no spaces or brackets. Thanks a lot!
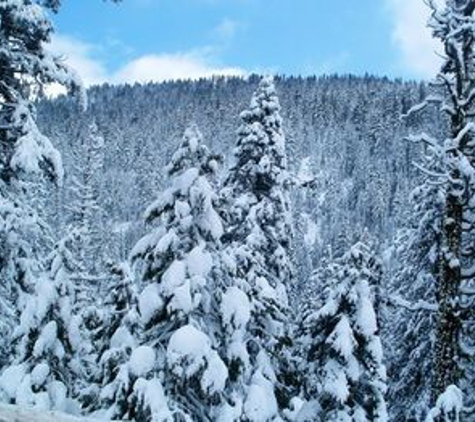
48,34,246,89
115,53,245,84
386,0,443,79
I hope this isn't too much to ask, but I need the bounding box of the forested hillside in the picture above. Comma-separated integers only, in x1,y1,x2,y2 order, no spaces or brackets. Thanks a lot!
37,75,440,290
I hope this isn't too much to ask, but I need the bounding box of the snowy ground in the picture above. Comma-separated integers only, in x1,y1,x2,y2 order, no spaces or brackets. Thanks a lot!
0,404,106,422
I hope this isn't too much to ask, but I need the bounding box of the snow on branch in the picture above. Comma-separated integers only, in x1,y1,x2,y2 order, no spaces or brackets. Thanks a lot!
412,161,447,179
385,295,438,312
405,133,440,148
400,96,442,120
0,403,110,422
426,385,464,422
452,122,475,149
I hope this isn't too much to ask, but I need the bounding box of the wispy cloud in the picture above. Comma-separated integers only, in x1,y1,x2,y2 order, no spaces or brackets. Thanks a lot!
48,33,247,91
386,0,442,79
114,52,246,84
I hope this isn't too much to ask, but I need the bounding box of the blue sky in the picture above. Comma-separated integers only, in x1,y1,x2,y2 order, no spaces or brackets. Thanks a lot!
49,0,442,86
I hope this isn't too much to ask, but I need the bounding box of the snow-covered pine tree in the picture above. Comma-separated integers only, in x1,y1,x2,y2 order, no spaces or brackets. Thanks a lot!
403,0,475,407
385,140,444,420
0,231,83,413
299,242,388,421
0,0,81,368
219,75,295,419
128,124,228,420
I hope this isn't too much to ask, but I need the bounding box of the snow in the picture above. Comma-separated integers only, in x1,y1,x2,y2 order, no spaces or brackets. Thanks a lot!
132,378,172,421
186,245,213,278
161,260,186,297
0,403,100,422
129,346,156,377
19,280,56,334
33,321,58,358
173,168,199,195
10,103,64,184
426,385,463,422
255,276,277,301
167,325,228,394
167,325,211,377
323,360,350,404
0,364,27,400
174,200,191,219
327,315,355,360
31,364,50,388
201,350,228,394
110,326,136,350
297,157,314,185
168,280,193,314
303,215,318,247
356,281,378,337
138,284,164,326
293,400,321,422
244,373,278,422
221,286,251,329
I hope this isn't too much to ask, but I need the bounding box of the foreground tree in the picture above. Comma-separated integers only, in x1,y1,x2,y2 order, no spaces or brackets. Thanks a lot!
0,231,84,413
405,0,475,407
220,76,295,419
129,125,228,420
0,0,82,366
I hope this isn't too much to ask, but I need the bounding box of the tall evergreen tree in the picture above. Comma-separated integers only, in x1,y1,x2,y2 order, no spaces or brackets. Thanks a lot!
0,0,81,366
220,76,295,419
405,0,475,408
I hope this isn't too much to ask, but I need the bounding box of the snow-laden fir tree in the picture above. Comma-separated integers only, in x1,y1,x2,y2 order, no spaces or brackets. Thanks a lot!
0,0,81,368
219,76,295,420
127,124,228,421
299,242,388,421
385,139,444,421
0,231,84,413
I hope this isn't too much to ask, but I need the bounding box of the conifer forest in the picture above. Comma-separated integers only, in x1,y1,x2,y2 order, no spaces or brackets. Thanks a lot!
1,0,475,421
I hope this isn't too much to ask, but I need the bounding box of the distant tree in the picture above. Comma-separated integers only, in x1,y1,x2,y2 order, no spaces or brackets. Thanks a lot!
385,143,443,420
67,121,106,283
